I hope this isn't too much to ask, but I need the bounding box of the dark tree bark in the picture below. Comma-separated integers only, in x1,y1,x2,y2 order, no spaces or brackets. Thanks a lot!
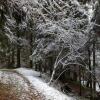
44,61,47,73
92,39,96,99
86,48,93,99
49,57,53,76
16,45,21,68
11,47,15,67
29,32,33,68
86,49,92,87
73,72,77,81
79,66,82,96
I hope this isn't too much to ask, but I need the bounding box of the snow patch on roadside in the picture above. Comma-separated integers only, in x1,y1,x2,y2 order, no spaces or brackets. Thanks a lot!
16,68,74,100
16,68,41,77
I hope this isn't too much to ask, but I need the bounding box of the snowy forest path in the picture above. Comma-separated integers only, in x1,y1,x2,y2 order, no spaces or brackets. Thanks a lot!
0,69,44,100
0,68,74,100
15,68,74,100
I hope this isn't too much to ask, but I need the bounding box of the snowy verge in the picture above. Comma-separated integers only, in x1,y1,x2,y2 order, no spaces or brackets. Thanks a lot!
16,68,41,77
16,68,74,100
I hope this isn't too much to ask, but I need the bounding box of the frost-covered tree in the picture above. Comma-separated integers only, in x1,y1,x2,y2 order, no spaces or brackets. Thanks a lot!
29,0,96,82
0,0,32,67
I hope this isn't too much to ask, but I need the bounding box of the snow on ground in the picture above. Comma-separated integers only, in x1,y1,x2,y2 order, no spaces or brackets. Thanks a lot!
0,70,43,100
0,71,28,90
16,68,41,77
16,68,74,100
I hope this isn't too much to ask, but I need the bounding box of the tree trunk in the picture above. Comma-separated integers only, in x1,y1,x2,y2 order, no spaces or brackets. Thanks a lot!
73,72,77,81
88,48,93,97
29,32,33,68
16,23,21,68
79,66,82,96
17,45,21,68
92,39,96,99
49,57,53,75
11,47,15,67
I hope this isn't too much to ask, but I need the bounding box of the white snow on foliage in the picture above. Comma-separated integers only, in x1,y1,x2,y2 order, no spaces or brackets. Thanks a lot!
16,68,74,100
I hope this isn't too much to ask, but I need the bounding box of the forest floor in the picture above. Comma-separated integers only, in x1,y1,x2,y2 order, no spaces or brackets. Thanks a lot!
15,68,90,100
0,68,74,100
0,69,44,100
15,68,73,100
0,68,91,100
